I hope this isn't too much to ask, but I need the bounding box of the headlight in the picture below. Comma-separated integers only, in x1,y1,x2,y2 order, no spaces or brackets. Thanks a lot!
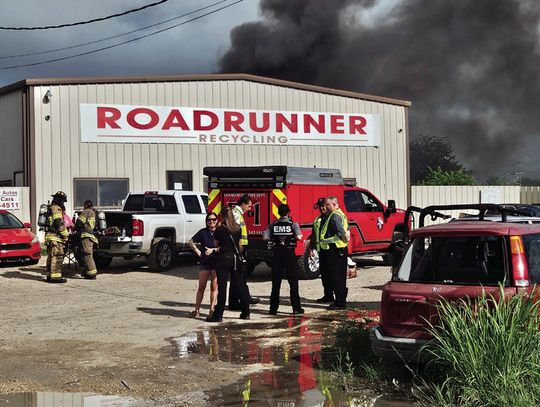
31,235,40,244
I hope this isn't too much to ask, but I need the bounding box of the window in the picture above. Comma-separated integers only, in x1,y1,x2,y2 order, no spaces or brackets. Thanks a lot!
344,190,365,212
396,235,507,286
0,212,24,229
167,171,193,191
182,195,203,214
201,195,208,211
359,191,382,212
123,194,178,213
523,234,540,283
74,178,129,209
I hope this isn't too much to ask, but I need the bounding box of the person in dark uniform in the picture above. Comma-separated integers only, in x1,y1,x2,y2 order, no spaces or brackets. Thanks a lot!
319,196,349,310
228,194,260,310
309,198,333,303
206,206,251,322
263,204,305,315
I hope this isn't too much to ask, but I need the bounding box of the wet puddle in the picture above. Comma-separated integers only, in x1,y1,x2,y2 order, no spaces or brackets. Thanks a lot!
171,314,414,406
0,392,158,406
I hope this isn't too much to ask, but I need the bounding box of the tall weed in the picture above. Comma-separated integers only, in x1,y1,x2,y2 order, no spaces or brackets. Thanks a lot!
418,287,540,406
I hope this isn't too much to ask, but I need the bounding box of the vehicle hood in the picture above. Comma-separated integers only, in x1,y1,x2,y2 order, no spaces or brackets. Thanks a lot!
0,228,35,244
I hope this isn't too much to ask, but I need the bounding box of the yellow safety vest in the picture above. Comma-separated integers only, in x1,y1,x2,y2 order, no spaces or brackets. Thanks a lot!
312,215,322,251
232,206,248,246
44,204,69,243
319,208,348,250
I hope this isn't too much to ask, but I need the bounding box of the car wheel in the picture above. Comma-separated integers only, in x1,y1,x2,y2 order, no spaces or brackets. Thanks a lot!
297,239,320,280
147,238,174,272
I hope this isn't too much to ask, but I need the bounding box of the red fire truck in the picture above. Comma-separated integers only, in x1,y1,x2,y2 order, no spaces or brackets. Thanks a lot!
203,166,406,279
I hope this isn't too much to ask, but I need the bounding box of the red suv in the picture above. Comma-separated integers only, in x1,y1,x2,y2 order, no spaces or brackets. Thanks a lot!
370,204,540,363
0,210,41,265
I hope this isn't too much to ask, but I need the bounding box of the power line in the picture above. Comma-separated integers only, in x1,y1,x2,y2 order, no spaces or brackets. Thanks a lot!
0,0,168,31
0,0,228,59
0,0,243,70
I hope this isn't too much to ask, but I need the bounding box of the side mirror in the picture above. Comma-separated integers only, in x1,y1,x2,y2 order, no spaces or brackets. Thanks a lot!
23,222,31,228
385,200,397,217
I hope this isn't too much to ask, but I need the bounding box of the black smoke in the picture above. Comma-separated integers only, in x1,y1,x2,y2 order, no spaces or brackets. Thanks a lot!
218,0,540,181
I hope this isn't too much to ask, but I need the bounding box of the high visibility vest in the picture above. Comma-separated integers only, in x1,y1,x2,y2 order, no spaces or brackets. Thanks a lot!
319,208,349,250
45,204,69,243
312,215,322,251
232,206,248,246
76,208,98,243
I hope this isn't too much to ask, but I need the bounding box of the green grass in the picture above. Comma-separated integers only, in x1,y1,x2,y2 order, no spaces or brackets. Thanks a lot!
417,287,540,406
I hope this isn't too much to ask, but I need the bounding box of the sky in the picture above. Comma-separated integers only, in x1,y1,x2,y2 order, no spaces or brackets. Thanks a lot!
1,0,539,182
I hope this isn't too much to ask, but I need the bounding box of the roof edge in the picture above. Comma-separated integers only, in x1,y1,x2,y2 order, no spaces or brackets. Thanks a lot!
1,73,411,107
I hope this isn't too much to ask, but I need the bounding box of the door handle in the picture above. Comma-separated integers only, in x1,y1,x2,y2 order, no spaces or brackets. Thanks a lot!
187,219,193,222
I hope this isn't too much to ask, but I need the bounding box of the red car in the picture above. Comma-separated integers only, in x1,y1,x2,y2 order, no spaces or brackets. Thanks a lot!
0,210,41,265
370,204,540,363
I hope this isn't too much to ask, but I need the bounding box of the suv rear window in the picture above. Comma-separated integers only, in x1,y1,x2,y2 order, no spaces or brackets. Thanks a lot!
396,235,507,286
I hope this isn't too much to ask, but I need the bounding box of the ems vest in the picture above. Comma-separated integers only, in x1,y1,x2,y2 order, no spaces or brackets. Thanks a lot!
319,208,349,250
44,203,69,243
76,208,98,243
270,218,296,250
312,215,323,251
232,206,249,246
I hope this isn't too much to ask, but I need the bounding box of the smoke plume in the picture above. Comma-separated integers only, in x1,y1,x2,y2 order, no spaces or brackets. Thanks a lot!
218,0,540,181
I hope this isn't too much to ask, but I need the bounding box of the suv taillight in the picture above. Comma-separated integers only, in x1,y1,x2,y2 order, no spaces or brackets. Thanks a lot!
510,235,529,287
132,219,144,236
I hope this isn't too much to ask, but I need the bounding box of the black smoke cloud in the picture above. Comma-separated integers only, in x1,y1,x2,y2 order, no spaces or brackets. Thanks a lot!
218,0,540,180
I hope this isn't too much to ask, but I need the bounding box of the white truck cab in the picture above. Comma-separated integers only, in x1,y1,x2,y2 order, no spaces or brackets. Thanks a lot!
96,190,208,271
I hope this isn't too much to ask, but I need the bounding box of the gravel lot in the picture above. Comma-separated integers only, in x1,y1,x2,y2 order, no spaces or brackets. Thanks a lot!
0,254,390,404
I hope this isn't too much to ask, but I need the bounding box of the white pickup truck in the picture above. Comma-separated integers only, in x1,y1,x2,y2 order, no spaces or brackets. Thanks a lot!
95,190,208,271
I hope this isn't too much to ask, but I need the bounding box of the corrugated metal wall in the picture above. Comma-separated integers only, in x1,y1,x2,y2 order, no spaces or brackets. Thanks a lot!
32,80,408,216
520,186,540,204
0,89,23,183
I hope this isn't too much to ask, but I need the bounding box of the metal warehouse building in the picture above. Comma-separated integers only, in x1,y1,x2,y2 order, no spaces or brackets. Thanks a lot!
0,73,410,228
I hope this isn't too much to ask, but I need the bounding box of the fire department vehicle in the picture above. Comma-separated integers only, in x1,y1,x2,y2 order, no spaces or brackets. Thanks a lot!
204,166,406,279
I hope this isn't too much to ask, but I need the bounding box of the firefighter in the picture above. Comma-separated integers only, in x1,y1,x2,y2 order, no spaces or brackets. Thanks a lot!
75,200,98,279
310,198,333,303
263,204,304,315
45,191,69,283
319,196,349,310
228,194,260,310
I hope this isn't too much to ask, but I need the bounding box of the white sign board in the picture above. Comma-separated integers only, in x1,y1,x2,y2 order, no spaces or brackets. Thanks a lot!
480,187,503,204
0,188,20,210
80,104,381,147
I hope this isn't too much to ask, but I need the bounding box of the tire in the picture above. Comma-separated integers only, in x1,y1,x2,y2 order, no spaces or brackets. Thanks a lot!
27,259,40,265
146,238,174,272
94,253,113,269
297,239,320,280
382,231,404,266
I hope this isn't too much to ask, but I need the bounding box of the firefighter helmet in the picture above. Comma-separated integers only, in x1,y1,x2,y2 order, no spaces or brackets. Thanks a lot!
51,191,67,202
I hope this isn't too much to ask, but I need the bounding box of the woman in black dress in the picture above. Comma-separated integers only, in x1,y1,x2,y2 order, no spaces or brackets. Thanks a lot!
206,206,251,322
188,212,219,317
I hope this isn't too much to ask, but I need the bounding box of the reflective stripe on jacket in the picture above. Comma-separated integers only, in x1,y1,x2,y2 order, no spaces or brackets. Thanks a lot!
319,208,348,249
232,206,248,246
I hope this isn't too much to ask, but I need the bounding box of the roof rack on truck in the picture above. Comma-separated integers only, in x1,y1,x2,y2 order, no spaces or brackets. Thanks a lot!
203,166,343,188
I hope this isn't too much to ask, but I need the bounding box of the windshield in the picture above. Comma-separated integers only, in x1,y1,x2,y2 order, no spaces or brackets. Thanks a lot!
396,235,507,286
0,212,24,229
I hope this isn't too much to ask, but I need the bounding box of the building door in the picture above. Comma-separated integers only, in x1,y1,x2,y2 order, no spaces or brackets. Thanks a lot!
167,171,192,191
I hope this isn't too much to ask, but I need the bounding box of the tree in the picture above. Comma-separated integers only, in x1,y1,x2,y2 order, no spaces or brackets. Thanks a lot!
410,135,465,184
421,167,477,186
